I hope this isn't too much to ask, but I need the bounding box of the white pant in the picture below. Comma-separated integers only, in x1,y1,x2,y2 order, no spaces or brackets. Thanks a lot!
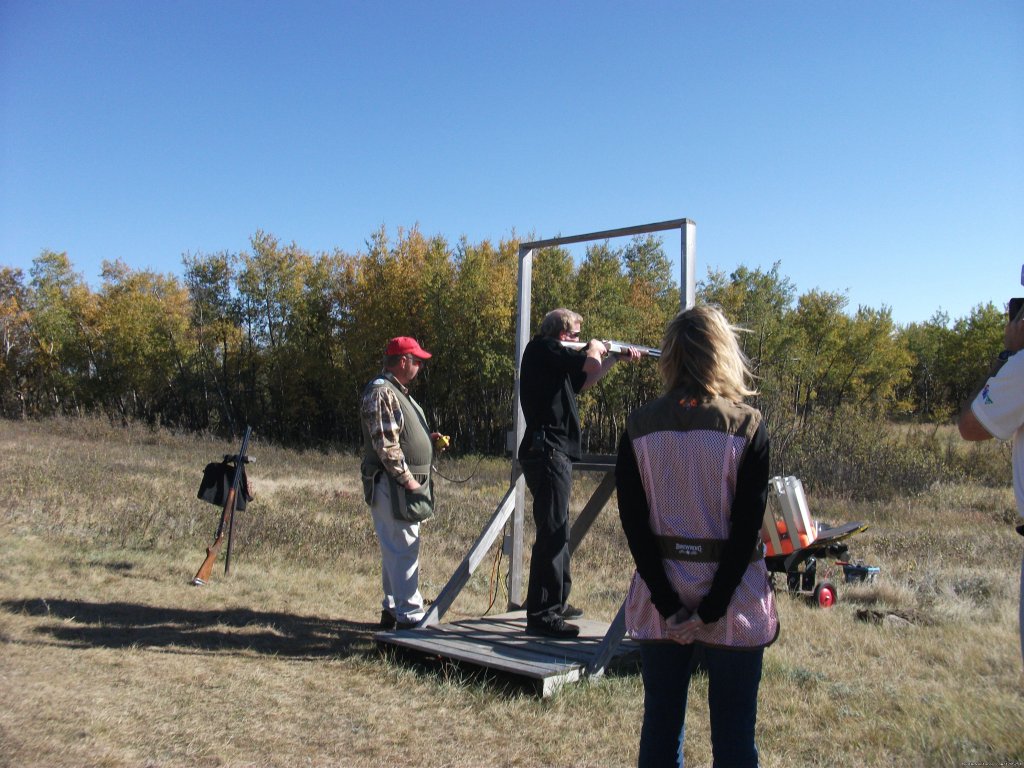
370,477,425,623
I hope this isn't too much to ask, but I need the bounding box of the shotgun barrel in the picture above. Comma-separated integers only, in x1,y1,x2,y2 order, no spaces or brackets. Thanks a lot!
559,340,661,359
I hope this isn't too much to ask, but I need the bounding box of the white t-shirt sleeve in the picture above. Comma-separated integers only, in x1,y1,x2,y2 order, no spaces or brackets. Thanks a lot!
972,352,1024,441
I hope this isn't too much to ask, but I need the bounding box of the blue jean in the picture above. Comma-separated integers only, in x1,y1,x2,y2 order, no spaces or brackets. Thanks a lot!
638,642,763,768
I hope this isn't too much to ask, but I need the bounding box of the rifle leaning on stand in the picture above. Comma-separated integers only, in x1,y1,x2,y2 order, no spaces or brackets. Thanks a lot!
192,426,253,586
560,339,661,359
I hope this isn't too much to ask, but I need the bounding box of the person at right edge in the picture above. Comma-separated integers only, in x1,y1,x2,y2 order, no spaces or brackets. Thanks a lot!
615,305,778,768
958,296,1024,666
518,308,641,638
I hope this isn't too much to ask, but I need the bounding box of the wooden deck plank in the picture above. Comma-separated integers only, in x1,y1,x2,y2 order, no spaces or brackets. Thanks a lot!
388,625,591,668
375,611,639,697
385,635,568,677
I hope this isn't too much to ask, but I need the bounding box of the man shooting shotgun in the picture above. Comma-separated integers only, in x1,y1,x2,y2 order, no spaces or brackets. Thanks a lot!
519,308,644,637
192,427,254,586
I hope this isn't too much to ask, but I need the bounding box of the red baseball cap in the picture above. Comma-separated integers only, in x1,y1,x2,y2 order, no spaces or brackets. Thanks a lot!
385,336,432,359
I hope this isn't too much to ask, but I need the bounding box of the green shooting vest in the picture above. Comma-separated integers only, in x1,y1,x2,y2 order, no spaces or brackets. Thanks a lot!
360,375,435,522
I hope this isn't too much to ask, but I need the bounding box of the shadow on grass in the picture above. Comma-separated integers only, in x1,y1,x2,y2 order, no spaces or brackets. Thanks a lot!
1,597,383,659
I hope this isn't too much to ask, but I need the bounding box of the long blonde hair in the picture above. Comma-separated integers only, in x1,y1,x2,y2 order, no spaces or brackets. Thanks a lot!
659,305,757,401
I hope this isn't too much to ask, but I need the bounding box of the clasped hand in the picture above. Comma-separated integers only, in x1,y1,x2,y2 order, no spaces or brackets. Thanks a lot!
665,607,704,644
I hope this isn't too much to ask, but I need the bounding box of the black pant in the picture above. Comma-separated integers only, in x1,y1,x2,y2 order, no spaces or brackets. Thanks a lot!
521,449,573,621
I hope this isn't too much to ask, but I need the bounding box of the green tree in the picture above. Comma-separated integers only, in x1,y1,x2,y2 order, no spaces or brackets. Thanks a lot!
829,306,912,412
429,236,517,452
183,250,245,432
26,251,94,415
898,311,952,419
699,263,801,447
527,245,575,334
91,261,192,424
294,248,361,444
622,234,679,341
699,263,796,369
349,227,434,379
787,289,850,418
235,231,316,442
0,268,32,417
939,302,1005,410
620,235,678,416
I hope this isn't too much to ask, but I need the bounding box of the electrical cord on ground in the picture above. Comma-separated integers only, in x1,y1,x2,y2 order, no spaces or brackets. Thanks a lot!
484,533,504,616
483,522,514,616
430,453,486,483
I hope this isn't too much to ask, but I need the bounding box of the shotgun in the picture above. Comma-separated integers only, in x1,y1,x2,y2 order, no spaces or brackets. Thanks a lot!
192,426,252,586
560,340,661,359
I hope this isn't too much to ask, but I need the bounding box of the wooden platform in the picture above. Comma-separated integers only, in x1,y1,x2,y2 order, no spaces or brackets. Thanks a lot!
375,610,639,697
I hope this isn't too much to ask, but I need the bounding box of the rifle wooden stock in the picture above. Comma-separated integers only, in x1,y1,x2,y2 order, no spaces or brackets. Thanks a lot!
191,486,236,586
560,340,661,359
191,426,251,586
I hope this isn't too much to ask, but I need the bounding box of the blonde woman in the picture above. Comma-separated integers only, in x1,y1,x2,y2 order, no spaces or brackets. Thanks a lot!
615,305,777,768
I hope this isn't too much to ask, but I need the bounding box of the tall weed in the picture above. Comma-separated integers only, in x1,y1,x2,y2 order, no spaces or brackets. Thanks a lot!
772,407,1010,500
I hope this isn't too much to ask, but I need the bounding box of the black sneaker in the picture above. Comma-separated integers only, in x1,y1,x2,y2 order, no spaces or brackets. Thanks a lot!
379,610,396,630
526,616,579,639
396,617,422,630
560,603,584,620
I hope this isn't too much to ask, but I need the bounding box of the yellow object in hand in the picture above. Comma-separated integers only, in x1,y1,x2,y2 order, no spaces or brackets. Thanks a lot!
434,434,450,450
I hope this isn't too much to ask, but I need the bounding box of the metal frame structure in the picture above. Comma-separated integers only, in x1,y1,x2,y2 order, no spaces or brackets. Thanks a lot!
419,217,696,681
505,218,696,607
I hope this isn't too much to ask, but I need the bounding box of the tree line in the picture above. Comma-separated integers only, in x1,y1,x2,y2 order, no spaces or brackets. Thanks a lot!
0,228,1006,454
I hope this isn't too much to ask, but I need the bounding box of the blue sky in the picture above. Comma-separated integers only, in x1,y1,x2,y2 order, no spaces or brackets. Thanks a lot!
2,1,1021,325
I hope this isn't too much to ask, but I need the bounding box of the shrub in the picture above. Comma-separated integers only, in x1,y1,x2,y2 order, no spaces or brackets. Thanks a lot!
772,407,1010,500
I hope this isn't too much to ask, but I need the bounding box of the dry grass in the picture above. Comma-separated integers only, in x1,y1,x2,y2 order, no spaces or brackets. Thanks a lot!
1,417,1022,767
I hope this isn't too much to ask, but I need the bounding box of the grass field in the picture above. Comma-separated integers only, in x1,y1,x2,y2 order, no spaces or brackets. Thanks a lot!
1,417,1022,767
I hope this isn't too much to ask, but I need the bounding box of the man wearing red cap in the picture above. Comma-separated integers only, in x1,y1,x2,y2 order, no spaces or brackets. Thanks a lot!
360,336,440,630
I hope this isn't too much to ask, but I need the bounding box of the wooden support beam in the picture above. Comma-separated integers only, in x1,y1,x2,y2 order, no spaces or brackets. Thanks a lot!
568,471,616,556
584,601,629,678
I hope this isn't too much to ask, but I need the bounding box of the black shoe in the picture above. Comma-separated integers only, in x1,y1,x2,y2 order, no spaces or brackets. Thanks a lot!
396,618,422,630
560,603,583,620
526,616,579,639
379,610,396,630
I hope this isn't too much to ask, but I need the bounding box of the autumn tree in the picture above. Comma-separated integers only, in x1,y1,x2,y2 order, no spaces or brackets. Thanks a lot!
527,245,575,333
183,250,245,432
4,233,1005,448
698,263,799,432
935,302,1005,410
0,268,31,417
427,236,517,452
898,312,952,420
234,232,315,441
88,261,192,424
25,251,94,415
294,248,361,445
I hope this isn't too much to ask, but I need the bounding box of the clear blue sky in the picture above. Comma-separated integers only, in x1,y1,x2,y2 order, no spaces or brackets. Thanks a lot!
2,1,1021,325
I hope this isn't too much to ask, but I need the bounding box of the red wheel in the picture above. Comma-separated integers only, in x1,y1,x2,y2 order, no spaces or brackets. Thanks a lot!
813,581,837,608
